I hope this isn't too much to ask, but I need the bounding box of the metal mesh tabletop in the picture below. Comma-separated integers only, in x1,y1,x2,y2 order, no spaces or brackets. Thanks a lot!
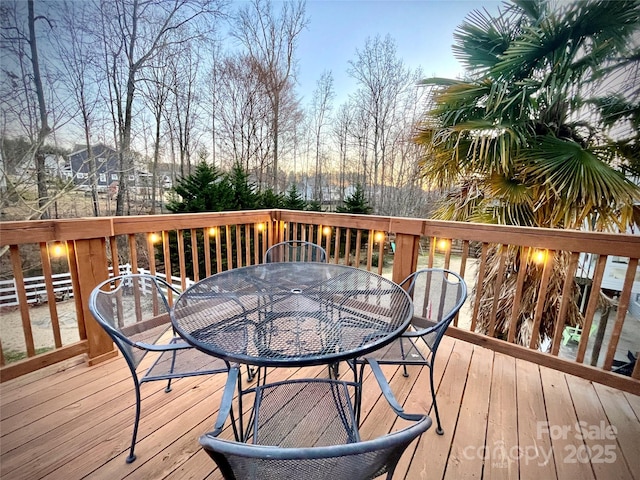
172,263,413,367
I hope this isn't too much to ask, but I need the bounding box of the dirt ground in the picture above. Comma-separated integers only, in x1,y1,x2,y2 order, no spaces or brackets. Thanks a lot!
0,300,81,359
2,187,171,222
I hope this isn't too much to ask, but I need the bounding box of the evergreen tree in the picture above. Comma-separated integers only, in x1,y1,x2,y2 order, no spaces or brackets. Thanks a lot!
166,162,233,213
336,183,372,214
227,162,258,210
258,187,285,208
306,199,323,212
283,184,307,210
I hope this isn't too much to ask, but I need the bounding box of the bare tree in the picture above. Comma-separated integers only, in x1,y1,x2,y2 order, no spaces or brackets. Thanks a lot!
166,41,204,178
53,1,104,216
215,53,271,185
27,0,51,218
348,34,410,211
96,0,225,216
1,1,52,218
230,0,308,191
349,98,371,192
140,45,174,214
333,100,353,207
309,70,334,203
206,37,224,169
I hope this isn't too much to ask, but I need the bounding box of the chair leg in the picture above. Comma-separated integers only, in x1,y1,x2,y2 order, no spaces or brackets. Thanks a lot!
127,383,142,463
399,340,409,377
429,366,444,435
247,366,256,382
166,349,178,392
355,362,366,426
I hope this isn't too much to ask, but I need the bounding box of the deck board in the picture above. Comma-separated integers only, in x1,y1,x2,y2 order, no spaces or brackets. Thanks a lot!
515,358,557,480
485,352,518,479
443,344,493,480
567,375,633,480
594,383,640,479
398,337,474,480
539,367,596,480
1,337,638,480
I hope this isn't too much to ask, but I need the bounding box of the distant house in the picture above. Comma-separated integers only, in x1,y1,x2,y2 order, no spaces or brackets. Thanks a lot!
67,144,163,194
68,144,120,191
15,153,66,179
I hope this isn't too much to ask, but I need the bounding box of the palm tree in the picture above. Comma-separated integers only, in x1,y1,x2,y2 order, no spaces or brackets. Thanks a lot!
416,0,640,347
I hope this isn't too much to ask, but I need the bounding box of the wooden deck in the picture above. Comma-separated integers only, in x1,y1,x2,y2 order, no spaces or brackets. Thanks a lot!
1,336,639,480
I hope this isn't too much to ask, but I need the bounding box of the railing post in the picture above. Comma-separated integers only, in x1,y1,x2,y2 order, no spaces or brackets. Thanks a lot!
392,233,420,285
72,237,117,366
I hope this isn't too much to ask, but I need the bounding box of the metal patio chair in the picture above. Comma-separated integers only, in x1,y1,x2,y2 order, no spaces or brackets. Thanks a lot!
200,360,431,480
264,240,327,263
89,273,228,463
354,268,467,435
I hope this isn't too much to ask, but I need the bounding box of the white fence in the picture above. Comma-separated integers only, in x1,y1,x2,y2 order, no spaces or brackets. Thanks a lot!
0,265,191,307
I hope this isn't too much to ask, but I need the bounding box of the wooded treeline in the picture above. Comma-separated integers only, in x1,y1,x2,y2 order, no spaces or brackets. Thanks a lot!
1,0,435,220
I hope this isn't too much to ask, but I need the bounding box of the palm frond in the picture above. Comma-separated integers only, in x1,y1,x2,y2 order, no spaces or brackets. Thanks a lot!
452,6,515,74
521,135,640,228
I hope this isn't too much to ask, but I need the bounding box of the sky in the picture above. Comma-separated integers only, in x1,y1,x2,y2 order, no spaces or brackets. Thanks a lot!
294,0,503,104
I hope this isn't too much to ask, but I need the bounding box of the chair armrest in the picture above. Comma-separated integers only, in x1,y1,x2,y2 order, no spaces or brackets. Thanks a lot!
211,365,240,436
367,358,425,422
134,341,192,351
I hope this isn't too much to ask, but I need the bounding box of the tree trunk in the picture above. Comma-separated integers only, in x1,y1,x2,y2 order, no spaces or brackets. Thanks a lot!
28,0,50,219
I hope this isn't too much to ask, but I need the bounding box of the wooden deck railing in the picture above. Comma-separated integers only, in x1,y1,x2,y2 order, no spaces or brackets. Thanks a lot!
1,209,638,394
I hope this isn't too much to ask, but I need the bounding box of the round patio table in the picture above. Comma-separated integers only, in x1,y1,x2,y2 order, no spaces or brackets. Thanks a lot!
171,263,413,368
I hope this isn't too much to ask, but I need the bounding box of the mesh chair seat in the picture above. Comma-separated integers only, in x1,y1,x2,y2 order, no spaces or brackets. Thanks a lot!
90,274,228,463
370,334,431,365
143,337,227,379
201,362,431,480
252,379,358,448
354,269,467,435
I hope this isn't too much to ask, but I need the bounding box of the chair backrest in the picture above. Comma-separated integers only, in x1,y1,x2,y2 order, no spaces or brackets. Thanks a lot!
264,241,327,263
401,268,467,349
200,414,431,480
89,274,180,369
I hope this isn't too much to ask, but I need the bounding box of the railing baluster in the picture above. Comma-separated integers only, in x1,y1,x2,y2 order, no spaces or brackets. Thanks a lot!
470,243,489,332
488,246,508,338
583,255,608,366
204,227,212,277
190,228,199,282
39,242,62,348
225,225,233,270
177,230,187,290
9,245,35,357
506,246,529,344
551,252,580,356
529,250,554,350
344,228,352,266
603,258,638,371
235,224,242,268
253,224,260,266
215,227,223,273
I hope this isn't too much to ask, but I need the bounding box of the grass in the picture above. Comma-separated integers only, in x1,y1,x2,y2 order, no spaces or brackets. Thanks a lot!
4,347,54,364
